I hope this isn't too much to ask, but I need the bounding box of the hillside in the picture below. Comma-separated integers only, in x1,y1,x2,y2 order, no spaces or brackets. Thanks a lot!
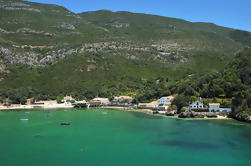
171,48,251,118
0,0,251,102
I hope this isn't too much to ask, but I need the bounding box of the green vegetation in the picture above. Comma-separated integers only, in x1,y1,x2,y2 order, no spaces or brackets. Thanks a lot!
171,48,251,115
0,0,250,121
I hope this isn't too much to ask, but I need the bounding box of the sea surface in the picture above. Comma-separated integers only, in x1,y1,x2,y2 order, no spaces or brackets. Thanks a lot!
0,109,251,166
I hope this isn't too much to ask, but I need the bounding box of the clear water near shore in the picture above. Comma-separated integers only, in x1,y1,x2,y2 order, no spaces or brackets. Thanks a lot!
0,108,251,166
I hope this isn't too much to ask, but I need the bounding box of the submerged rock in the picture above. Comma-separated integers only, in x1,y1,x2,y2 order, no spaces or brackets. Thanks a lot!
152,111,159,114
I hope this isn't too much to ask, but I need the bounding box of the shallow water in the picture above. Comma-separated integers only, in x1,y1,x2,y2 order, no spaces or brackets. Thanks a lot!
0,109,251,166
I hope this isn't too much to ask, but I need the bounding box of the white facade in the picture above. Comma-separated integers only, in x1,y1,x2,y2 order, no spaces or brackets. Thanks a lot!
157,96,174,106
219,108,232,112
209,103,220,112
62,96,74,103
92,98,110,105
113,96,133,103
190,101,204,109
44,101,57,106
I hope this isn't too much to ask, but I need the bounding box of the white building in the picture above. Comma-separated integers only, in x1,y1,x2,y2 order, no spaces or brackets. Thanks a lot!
75,100,87,104
62,96,74,103
113,96,133,103
157,96,174,106
209,103,220,112
34,100,57,106
209,103,232,113
90,98,110,105
189,101,204,109
219,108,232,113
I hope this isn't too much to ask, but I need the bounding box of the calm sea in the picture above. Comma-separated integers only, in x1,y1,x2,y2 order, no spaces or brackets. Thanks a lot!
0,109,251,166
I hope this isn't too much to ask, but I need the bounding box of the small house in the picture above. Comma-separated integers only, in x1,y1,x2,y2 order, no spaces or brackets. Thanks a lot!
209,103,220,112
113,96,133,103
189,101,204,109
157,96,174,106
26,98,34,105
34,100,57,106
75,99,87,104
62,96,75,103
138,101,158,109
90,98,110,106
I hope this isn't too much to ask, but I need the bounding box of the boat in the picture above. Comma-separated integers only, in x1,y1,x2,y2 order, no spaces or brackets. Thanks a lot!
20,118,29,121
60,122,71,125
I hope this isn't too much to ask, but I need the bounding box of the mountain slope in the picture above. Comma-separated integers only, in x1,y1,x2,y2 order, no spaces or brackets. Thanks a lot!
0,0,251,101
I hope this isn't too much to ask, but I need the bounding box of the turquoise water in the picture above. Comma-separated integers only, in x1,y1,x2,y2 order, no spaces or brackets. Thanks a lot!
0,109,251,166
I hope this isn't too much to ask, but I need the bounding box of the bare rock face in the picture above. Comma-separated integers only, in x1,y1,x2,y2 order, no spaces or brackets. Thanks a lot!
0,28,10,34
57,23,76,30
16,28,44,34
9,2,30,7
0,1,40,13
0,47,12,56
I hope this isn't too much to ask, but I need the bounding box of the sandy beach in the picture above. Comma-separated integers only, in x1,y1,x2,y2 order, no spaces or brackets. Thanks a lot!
0,103,73,110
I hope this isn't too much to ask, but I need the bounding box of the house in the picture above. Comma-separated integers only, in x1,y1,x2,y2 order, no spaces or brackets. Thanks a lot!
158,105,169,111
157,96,174,106
90,98,110,106
219,108,232,113
113,96,133,103
62,96,74,103
75,99,87,104
208,103,232,113
138,101,158,109
34,100,57,106
26,98,34,105
189,101,204,109
209,103,220,112
146,101,158,108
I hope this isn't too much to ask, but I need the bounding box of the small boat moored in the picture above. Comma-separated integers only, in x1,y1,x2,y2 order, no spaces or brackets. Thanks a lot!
60,122,71,125
20,118,29,121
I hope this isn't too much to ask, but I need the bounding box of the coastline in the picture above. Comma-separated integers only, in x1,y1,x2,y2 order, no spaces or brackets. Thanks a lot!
0,104,232,121
100,106,232,120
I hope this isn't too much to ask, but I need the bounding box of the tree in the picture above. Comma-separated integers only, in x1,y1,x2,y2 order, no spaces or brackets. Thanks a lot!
172,95,192,113
56,96,63,103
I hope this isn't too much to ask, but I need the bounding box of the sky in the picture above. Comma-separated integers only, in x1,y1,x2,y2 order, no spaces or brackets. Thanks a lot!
26,0,251,32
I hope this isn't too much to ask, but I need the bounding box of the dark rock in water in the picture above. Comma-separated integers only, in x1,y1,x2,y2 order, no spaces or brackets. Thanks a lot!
178,111,205,118
153,111,159,114
219,111,229,117
206,113,218,118
61,122,71,125
194,114,205,118
179,112,192,118
165,111,176,116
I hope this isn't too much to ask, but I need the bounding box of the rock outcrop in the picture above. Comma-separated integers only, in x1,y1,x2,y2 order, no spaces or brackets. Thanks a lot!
178,111,205,118
235,114,251,123
57,23,76,30
165,110,177,116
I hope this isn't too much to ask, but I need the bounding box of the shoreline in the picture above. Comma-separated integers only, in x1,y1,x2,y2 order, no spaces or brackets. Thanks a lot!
0,105,232,121
100,106,232,120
